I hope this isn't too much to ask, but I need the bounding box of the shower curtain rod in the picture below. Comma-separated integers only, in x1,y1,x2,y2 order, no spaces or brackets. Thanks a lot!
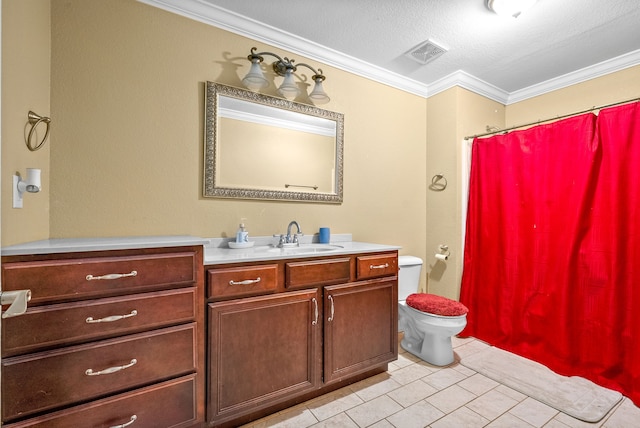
464,96,640,140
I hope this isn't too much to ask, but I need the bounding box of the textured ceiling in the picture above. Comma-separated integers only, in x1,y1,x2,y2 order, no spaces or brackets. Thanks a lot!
143,0,640,101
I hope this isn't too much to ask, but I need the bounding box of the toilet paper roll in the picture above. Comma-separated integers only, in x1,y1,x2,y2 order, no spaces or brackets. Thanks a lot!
435,253,449,261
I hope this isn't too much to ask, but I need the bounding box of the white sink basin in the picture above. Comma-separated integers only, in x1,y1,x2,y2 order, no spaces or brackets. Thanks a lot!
265,243,344,254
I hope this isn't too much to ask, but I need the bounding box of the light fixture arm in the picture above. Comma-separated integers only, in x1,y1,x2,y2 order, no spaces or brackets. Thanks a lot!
247,47,293,75
294,63,326,82
242,47,330,104
247,47,325,81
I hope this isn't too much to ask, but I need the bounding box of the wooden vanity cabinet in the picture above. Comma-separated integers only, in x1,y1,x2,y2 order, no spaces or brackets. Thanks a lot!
207,289,322,425
324,277,398,384
1,246,205,428
206,251,398,427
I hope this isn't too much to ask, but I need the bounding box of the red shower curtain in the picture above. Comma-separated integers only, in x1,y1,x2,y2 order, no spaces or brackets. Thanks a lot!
460,102,640,404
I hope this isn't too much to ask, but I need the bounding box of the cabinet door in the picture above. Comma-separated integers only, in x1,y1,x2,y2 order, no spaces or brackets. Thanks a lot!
324,277,398,384
208,288,322,425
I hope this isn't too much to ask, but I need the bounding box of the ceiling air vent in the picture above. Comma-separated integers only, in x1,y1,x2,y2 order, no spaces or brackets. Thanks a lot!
405,39,448,65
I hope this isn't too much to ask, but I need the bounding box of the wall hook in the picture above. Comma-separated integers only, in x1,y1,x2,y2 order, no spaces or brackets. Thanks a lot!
429,173,447,191
26,111,51,151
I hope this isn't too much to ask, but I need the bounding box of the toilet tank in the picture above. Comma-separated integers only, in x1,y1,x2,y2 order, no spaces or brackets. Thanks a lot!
398,256,423,301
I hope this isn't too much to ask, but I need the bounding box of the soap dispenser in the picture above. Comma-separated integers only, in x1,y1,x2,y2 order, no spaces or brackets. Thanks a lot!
236,223,249,243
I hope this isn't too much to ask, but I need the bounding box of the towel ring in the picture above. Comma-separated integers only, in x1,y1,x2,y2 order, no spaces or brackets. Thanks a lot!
26,111,51,151
429,174,447,191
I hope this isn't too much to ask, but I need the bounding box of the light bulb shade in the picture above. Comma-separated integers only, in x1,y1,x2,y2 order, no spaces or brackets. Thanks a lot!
17,168,42,194
487,0,537,17
242,59,269,91
277,70,300,100
25,168,41,193
308,78,330,105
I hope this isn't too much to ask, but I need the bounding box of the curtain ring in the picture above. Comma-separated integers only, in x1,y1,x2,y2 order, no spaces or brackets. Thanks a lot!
429,174,447,191
26,111,51,151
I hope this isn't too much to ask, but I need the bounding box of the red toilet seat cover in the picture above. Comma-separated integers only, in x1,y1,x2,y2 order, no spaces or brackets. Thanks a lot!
406,293,469,316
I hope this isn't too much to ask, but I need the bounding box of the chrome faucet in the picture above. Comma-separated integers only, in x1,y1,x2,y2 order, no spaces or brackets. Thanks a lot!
274,220,304,247
287,220,302,240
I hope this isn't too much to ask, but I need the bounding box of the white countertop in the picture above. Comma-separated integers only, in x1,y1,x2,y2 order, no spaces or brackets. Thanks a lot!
1,234,400,264
203,234,400,265
1,236,209,256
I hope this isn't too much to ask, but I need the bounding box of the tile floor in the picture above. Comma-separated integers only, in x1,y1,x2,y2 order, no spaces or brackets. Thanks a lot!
241,336,640,428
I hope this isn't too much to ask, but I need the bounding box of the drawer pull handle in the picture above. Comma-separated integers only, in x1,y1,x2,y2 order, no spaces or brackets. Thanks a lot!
229,277,261,286
327,295,335,322
86,310,138,324
110,415,137,428
86,270,138,281
312,298,318,325
370,263,389,270
85,358,137,376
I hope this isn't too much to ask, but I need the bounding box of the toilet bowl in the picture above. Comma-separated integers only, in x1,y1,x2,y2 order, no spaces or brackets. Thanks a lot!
398,256,468,366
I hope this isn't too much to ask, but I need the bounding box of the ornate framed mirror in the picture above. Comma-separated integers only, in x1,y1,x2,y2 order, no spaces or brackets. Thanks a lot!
203,82,344,203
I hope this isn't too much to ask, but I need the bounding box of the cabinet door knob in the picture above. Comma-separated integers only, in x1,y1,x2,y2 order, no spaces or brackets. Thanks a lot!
109,415,137,428
327,295,335,322
312,298,319,325
229,277,261,285
369,263,389,270
85,359,137,376
86,310,138,324
86,270,137,281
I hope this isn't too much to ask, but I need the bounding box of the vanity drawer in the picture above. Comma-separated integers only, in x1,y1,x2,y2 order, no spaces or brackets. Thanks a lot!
1,251,197,305
356,253,398,279
2,288,196,357
1,323,196,421
3,374,198,428
208,264,278,298
286,258,351,288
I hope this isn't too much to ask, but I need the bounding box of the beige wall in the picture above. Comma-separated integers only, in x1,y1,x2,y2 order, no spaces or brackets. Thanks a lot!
425,87,505,299
507,66,640,125
2,0,428,273
1,0,50,244
3,0,640,303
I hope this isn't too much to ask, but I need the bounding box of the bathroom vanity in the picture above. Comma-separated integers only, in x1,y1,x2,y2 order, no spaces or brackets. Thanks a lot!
204,238,399,427
0,237,207,428
0,236,399,428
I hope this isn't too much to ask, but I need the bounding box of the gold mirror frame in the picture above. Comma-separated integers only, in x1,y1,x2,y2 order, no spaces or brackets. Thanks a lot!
203,82,344,203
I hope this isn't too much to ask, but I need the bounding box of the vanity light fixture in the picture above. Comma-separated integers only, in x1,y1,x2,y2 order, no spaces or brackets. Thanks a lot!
241,47,330,105
13,168,42,208
487,0,537,18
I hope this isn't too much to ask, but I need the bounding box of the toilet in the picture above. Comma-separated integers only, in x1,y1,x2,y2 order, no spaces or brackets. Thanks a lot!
398,256,468,366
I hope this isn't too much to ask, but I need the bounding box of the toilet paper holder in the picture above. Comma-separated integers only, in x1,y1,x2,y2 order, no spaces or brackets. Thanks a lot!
435,244,450,261
1,289,32,318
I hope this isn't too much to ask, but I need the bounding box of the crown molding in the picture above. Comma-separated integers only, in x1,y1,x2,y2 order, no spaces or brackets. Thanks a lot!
507,48,640,104
139,0,640,105
427,71,510,104
137,0,430,97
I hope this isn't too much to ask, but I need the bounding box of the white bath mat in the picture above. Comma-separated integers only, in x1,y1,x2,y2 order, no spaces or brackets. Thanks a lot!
460,346,623,422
